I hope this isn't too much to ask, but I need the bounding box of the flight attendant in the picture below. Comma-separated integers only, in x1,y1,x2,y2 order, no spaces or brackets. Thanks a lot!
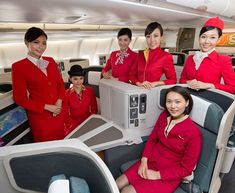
64,65,98,135
116,86,202,193
180,17,235,94
128,22,177,89
102,28,138,83
11,27,65,142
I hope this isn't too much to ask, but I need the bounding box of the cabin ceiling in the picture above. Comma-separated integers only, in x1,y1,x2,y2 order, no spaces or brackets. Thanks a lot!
0,0,235,41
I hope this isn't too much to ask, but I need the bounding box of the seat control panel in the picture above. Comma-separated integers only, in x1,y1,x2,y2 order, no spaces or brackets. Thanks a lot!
129,94,147,128
139,94,147,114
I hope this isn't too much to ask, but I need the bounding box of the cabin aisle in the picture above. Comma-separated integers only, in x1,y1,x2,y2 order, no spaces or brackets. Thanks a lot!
219,162,235,193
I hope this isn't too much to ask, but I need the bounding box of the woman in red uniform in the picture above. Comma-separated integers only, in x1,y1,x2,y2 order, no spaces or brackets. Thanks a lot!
11,27,65,142
64,65,98,135
180,17,235,94
116,86,202,193
129,22,177,89
102,28,137,83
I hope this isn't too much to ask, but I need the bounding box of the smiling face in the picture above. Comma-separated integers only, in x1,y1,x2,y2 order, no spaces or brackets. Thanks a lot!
146,28,162,50
69,76,84,89
26,35,47,59
118,34,131,51
165,91,189,120
199,28,220,53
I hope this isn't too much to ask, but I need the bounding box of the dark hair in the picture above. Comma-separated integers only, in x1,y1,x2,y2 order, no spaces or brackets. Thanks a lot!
117,28,132,40
199,26,222,37
164,86,193,115
145,22,163,37
24,27,48,44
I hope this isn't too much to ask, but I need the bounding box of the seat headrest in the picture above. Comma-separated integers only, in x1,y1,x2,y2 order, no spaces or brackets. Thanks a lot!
48,175,90,193
87,71,101,86
190,95,224,134
159,91,224,134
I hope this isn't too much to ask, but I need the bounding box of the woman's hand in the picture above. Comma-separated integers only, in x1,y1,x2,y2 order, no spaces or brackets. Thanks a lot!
102,71,112,79
151,80,164,88
44,104,61,116
53,99,63,116
136,81,152,89
138,157,148,179
55,99,62,108
146,169,161,180
187,79,215,90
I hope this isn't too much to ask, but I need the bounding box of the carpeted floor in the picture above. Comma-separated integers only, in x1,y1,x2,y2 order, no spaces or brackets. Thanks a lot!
219,161,235,193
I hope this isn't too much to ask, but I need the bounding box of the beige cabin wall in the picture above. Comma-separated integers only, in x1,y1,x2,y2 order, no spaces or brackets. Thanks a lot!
0,36,147,70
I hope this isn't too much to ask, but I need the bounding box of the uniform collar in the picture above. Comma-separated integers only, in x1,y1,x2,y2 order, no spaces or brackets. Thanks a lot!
143,47,161,61
69,85,86,94
27,55,43,66
165,114,189,137
167,114,189,125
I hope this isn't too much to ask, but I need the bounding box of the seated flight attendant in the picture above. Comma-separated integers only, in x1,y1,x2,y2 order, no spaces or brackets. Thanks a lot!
11,27,65,142
102,28,138,83
116,86,202,193
128,22,177,89
64,65,98,135
180,17,235,94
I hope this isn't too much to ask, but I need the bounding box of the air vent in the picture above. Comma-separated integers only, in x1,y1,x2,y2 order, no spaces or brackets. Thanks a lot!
55,15,86,24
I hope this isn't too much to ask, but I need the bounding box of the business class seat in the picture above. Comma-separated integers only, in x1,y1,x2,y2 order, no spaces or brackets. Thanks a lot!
231,57,235,70
181,48,200,55
0,83,12,93
0,139,119,193
170,52,187,81
183,89,235,174
119,87,235,193
84,66,103,98
170,52,187,66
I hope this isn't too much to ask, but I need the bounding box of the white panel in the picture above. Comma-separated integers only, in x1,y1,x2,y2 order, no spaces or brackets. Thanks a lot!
100,79,161,131
190,95,210,127
95,39,113,66
0,43,27,68
44,41,59,60
223,2,235,17
132,36,146,51
48,180,70,193
96,39,113,54
88,71,101,85
167,0,229,14
172,55,178,64
57,40,78,59
79,39,98,66
164,31,178,48
109,39,119,52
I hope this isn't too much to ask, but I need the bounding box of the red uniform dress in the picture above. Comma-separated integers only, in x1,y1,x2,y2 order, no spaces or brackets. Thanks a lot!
11,57,65,142
180,51,235,94
64,86,98,134
128,47,177,85
125,112,202,193
102,48,137,83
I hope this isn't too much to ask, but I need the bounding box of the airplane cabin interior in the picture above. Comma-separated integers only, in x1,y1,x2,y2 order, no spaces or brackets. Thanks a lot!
0,0,235,193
